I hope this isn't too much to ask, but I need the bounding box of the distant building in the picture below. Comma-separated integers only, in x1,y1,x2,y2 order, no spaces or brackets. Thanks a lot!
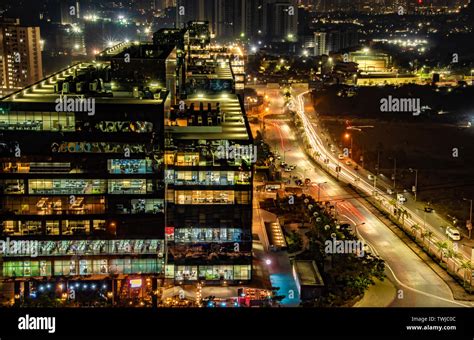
0,19,43,98
314,32,327,56
312,26,360,56
350,50,392,74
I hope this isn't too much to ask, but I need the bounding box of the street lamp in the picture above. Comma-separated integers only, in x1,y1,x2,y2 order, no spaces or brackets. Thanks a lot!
416,208,427,230
463,198,473,239
409,168,418,201
316,182,327,202
344,133,353,157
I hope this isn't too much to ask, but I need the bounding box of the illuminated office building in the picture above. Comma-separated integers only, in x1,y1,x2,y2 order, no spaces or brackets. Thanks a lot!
0,59,170,297
0,22,252,293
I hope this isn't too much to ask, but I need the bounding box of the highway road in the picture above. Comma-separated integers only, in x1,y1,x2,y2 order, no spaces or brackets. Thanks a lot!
287,89,474,280
250,85,472,307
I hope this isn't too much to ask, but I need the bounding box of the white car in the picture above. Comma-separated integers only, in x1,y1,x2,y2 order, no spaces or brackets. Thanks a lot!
386,188,394,195
367,174,375,181
446,227,461,241
338,154,345,160
397,194,407,203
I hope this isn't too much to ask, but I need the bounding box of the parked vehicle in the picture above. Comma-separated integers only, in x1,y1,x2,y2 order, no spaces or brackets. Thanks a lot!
397,194,407,203
446,226,461,241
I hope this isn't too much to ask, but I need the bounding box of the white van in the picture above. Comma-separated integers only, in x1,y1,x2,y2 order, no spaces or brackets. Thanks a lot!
446,226,461,241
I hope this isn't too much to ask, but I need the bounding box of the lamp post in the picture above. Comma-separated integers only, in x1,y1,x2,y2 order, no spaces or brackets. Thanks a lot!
316,182,327,202
372,175,377,196
409,168,418,201
463,198,473,239
392,157,397,190
344,133,353,157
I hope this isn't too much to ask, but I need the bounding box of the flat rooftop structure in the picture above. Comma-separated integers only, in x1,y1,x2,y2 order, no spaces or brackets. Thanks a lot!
265,221,287,250
1,62,168,104
97,43,175,61
187,62,234,81
167,93,250,141
293,260,325,287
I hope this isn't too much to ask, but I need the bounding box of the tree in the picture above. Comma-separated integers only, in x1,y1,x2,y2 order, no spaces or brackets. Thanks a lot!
400,210,409,225
435,241,448,264
457,260,473,290
422,230,433,254
445,248,461,273
411,224,420,241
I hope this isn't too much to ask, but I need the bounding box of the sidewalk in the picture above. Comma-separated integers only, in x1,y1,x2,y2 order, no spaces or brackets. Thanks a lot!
354,278,397,307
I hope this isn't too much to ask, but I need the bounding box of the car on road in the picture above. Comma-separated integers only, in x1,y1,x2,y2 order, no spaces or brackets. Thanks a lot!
345,160,352,166
424,206,434,213
367,174,375,181
280,162,287,168
397,194,407,203
338,154,345,160
446,226,461,241
304,178,311,185
284,167,292,172
354,165,359,171
386,188,394,195
289,165,296,170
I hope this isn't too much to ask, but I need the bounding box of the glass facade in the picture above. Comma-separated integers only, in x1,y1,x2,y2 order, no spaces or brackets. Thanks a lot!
173,227,243,243
0,111,75,131
165,170,251,186
0,239,164,257
108,159,153,174
174,265,251,281
2,258,163,277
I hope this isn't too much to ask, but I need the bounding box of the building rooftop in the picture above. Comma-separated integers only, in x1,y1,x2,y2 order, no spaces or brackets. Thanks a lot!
1,62,167,104
97,42,175,61
167,93,250,140
293,260,325,287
